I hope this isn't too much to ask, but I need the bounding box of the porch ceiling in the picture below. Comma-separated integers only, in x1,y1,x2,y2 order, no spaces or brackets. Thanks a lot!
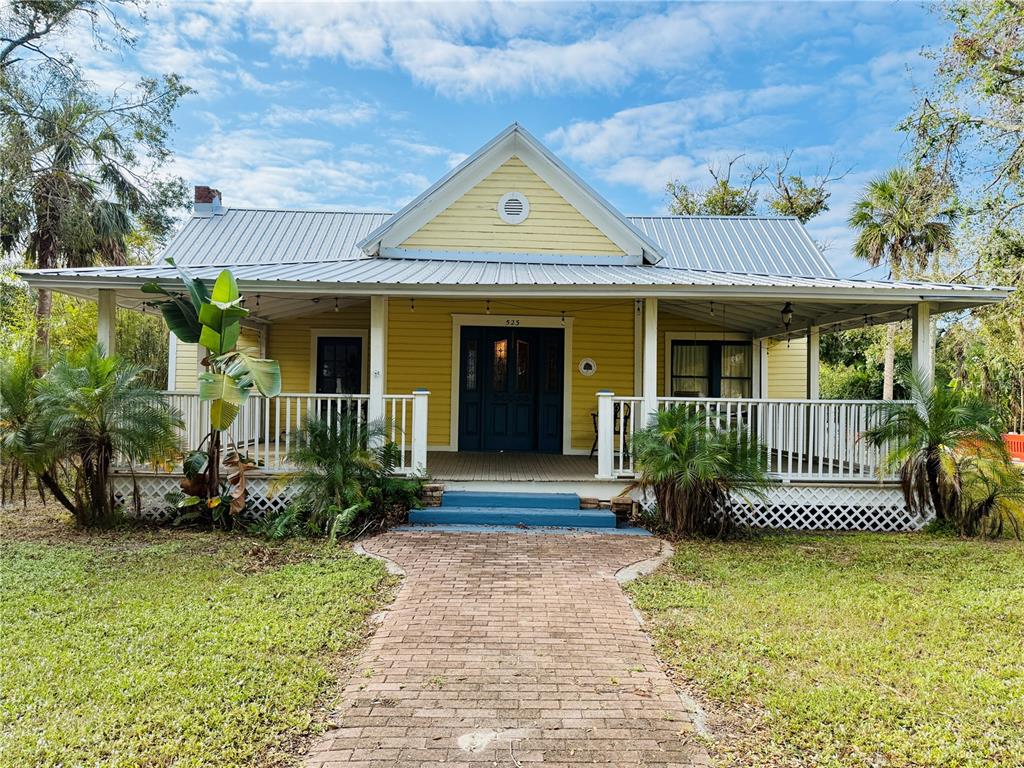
659,297,961,339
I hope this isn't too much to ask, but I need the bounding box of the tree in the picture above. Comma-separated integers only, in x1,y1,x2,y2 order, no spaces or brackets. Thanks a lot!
865,374,1018,537
666,153,843,226
666,156,764,216
30,345,180,526
765,153,848,223
1,0,189,350
1,0,139,72
848,168,956,399
905,0,1024,225
628,406,771,538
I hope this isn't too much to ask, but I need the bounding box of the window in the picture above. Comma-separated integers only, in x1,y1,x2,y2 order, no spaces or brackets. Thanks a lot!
493,339,508,391
671,341,752,398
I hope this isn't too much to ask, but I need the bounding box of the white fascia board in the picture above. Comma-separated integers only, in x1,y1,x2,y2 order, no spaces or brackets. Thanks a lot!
379,247,643,266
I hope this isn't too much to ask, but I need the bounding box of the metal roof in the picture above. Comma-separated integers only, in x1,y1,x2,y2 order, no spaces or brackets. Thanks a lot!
156,207,833,277
161,209,389,266
630,216,834,277
20,259,1007,295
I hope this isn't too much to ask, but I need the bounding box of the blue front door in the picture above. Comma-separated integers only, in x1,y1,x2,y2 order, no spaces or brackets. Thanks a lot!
458,326,563,452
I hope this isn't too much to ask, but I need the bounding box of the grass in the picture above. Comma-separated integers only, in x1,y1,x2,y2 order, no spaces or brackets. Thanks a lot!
0,506,396,768
627,533,1024,768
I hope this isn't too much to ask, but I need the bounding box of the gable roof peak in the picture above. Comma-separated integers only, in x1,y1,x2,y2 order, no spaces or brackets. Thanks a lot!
357,122,665,265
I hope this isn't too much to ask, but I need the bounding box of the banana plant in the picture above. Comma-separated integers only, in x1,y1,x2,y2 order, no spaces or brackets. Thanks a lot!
143,259,281,524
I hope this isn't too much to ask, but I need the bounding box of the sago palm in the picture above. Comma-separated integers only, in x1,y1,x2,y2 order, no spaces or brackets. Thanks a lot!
629,407,771,538
33,345,181,526
864,375,1007,526
848,168,955,399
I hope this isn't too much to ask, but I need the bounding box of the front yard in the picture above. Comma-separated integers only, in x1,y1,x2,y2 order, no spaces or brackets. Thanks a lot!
0,506,396,768
628,533,1024,768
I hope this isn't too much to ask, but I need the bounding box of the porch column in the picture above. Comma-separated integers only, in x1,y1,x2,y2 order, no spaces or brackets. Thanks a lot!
97,289,116,356
753,339,769,398
642,297,658,422
911,302,933,391
806,325,820,399
368,295,388,424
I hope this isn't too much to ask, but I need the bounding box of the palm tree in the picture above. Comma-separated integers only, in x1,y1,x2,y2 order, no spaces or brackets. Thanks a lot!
629,407,771,538
33,346,181,526
277,413,420,539
5,92,144,350
864,375,1008,528
848,168,955,399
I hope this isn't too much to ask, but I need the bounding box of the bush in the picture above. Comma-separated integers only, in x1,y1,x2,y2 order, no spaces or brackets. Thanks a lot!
0,345,181,526
865,375,1020,537
629,406,771,538
259,414,420,540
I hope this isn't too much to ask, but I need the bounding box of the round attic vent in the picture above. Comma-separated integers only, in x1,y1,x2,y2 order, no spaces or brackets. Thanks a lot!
498,191,530,224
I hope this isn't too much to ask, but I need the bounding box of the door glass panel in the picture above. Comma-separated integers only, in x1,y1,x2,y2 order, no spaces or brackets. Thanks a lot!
545,341,560,392
465,340,478,391
516,339,530,392
493,339,508,392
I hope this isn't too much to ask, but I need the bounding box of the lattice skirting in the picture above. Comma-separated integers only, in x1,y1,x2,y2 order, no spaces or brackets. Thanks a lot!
637,483,927,532
113,474,291,523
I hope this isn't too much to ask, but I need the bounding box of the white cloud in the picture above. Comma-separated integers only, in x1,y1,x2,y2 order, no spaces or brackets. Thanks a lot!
169,128,389,209
262,102,379,129
241,2,825,99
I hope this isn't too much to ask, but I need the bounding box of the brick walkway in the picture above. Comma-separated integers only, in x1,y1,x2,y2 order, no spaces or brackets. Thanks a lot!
305,531,709,767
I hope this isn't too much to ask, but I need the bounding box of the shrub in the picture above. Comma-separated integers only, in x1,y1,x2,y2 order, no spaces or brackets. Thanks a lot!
865,375,1019,537
263,414,420,540
629,406,771,538
2,345,181,526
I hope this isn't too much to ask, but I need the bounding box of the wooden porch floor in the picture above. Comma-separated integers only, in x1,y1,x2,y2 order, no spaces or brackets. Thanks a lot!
426,451,598,482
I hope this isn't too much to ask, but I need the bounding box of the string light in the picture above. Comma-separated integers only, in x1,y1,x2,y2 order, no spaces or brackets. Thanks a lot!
486,299,491,315
560,310,565,327
334,297,339,313
409,298,415,312
709,301,715,317
255,294,260,310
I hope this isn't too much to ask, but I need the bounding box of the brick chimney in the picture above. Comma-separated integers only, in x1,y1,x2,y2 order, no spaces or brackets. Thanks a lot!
194,185,224,217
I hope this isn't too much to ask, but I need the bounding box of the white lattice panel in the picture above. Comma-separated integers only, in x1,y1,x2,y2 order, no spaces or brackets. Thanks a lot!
113,474,291,523
635,483,925,532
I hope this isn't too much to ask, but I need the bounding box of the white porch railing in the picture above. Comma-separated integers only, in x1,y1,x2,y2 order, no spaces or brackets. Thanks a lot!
596,393,906,482
161,390,429,476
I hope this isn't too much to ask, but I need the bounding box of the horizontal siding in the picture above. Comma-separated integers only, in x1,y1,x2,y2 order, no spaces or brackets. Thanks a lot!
172,327,262,392
267,306,370,394
402,157,625,256
387,298,635,451
766,337,808,399
174,338,199,391
656,310,808,398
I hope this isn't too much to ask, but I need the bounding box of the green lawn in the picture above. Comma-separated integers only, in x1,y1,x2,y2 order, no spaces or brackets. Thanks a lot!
0,508,395,768
628,533,1024,768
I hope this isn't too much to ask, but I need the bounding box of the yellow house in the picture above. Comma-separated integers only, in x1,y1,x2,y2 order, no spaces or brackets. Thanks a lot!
21,124,1010,527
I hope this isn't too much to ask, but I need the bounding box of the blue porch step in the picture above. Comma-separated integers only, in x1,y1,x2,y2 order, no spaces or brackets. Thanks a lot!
439,491,580,509
409,490,617,529
409,507,616,528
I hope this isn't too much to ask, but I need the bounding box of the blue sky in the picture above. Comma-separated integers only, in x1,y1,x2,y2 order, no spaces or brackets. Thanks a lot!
73,1,948,276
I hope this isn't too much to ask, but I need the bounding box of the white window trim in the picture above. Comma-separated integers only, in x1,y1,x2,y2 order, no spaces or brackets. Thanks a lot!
448,313,575,455
308,328,370,394
663,331,754,399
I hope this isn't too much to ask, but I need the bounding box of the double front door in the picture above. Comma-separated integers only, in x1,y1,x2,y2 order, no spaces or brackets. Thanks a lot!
458,326,564,452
